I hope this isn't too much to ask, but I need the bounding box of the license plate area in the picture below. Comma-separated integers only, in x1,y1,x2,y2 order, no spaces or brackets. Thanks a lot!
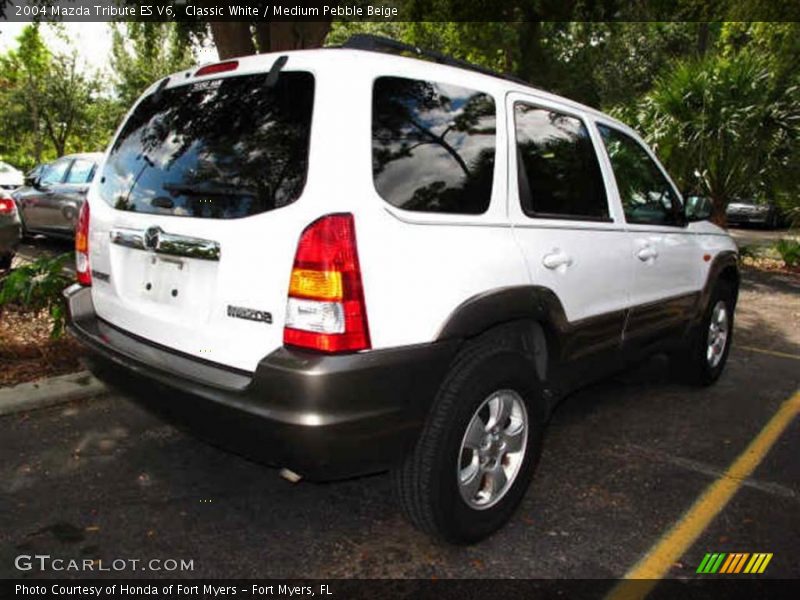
141,254,189,306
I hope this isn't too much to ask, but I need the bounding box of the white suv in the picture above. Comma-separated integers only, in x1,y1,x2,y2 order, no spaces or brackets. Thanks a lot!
65,37,739,543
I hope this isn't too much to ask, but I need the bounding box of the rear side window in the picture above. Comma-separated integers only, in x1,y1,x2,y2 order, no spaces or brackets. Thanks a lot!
372,76,496,214
514,104,609,220
100,72,314,219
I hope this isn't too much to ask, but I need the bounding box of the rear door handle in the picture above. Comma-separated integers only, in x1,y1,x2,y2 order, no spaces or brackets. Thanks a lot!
637,245,659,261
542,251,573,270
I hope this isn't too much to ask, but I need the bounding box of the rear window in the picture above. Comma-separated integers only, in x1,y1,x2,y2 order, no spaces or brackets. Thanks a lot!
100,71,314,219
372,76,496,214
66,159,96,184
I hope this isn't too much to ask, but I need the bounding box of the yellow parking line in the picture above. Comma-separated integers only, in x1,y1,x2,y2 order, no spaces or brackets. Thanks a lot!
607,390,800,600
738,345,800,361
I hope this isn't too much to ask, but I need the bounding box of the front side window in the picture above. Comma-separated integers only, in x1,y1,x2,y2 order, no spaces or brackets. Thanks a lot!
65,159,95,184
100,71,314,219
515,104,609,220
372,76,496,214
40,159,71,186
597,125,681,226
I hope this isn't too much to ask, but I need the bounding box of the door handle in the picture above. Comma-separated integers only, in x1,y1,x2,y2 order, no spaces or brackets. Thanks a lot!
637,245,659,261
542,251,573,270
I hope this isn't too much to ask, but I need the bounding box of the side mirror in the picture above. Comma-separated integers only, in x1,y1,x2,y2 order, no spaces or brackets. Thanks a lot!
24,175,37,187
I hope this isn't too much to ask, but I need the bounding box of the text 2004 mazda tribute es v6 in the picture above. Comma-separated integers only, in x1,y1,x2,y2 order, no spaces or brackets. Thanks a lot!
65,38,739,544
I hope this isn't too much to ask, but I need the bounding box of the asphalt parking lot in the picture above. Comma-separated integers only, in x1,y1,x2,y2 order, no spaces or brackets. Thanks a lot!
1,264,798,584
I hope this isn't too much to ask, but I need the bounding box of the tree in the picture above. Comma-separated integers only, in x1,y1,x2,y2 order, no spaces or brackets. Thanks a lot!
110,22,195,108
39,51,98,156
0,25,51,165
209,21,334,58
0,24,111,167
624,50,800,224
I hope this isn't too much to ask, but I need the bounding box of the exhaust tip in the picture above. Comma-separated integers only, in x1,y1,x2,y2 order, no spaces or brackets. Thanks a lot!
279,468,302,483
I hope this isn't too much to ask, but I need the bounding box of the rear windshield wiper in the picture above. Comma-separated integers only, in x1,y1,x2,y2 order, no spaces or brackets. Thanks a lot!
162,182,255,196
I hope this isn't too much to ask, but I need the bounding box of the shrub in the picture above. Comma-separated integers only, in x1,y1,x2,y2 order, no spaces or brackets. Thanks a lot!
0,254,73,338
775,238,800,269
737,244,757,263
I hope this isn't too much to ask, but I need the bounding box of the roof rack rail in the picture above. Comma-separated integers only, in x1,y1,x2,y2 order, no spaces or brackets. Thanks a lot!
342,34,530,87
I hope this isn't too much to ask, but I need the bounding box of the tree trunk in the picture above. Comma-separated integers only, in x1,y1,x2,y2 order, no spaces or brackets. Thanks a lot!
267,22,331,52
697,23,710,55
253,23,270,53
711,196,728,228
213,22,331,59
25,72,43,164
516,19,551,87
210,22,256,59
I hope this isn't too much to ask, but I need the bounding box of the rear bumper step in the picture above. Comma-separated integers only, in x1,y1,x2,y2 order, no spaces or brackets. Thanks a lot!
64,284,457,480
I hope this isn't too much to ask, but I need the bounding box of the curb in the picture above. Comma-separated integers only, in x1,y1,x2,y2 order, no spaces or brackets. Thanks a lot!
0,371,107,417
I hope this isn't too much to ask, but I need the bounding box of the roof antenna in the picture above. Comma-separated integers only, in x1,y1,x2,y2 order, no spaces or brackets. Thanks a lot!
265,55,289,88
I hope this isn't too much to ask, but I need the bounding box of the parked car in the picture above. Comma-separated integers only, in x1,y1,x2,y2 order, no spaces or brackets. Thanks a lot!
64,36,739,544
726,199,783,229
0,160,24,192
13,153,103,239
0,189,22,270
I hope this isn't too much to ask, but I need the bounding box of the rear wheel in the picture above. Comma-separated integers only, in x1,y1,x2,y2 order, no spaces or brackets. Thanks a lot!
672,282,735,386
0,252,12,271
393,329,544,544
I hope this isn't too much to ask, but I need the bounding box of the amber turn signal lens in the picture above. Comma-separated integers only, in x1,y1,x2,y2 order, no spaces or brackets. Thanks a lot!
289,269,343,301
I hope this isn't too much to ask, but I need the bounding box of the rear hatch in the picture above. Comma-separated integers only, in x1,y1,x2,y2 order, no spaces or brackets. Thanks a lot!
88,67,315,372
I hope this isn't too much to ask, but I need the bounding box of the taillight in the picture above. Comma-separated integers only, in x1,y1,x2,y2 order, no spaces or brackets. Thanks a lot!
283,214,371,353
75,201,91,286
0,197,16,215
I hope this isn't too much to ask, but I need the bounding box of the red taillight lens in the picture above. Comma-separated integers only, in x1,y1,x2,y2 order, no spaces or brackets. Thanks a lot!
283,214,371,353
0,197,16,215
75,201,91,286
195,60,239,77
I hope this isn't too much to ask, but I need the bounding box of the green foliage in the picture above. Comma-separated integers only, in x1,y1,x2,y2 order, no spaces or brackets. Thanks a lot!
329,21,706,108
775,239,800,269
0,24,111,169
110,23,195,109
737,245,757,263
619,49,800,221
0,254,73,338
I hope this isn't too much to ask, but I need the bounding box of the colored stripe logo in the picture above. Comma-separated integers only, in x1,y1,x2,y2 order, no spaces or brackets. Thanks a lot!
697,552,773,574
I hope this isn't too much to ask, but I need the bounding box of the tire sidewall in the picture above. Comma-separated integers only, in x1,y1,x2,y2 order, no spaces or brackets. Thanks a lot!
431,350,543,543
696,284,735,384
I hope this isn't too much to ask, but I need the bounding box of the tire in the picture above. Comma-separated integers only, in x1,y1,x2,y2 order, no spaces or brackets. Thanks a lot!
0,252,12,271
768,212,780,230
672,282,735,386
393,327,545,544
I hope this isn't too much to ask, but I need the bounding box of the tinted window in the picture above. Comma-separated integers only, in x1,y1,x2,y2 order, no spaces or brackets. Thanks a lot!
40,159,71,185
372,76,496,214
515,104,608,220
598,125,681,226
66,159,95,184
100,72,314,219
